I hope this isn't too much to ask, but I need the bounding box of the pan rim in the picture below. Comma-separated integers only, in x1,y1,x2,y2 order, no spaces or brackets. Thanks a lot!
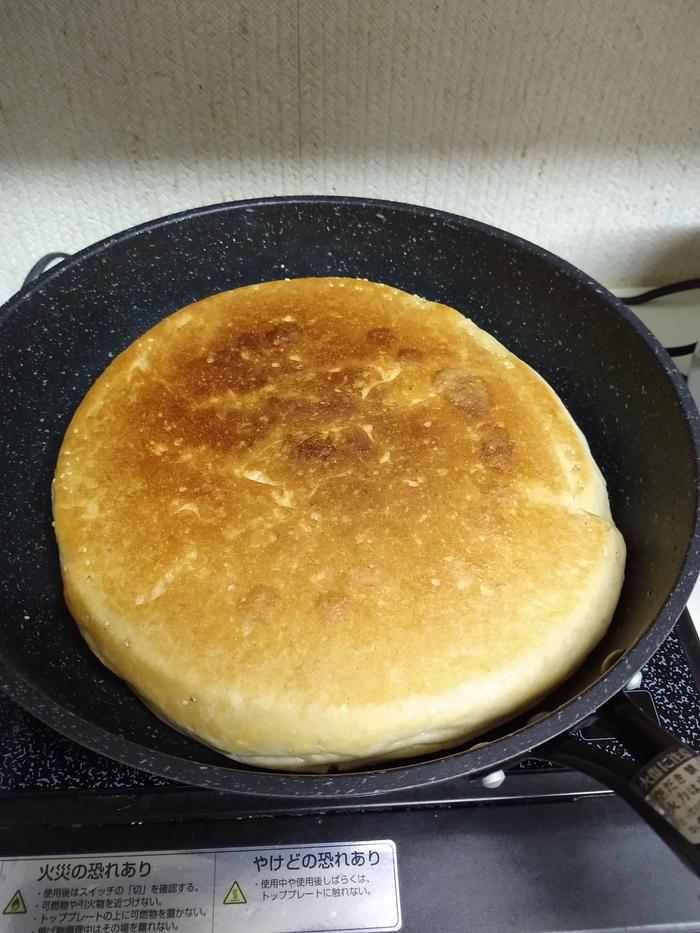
1,194,699,797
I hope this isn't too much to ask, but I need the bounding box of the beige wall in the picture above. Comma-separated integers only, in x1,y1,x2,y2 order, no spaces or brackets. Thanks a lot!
0,0,697,302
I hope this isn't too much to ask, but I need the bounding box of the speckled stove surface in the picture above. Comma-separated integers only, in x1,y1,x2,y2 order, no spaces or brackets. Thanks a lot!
0,693,170,792
1,615,699,798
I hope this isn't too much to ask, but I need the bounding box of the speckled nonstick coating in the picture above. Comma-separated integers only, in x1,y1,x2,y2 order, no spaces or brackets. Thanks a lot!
1,196,699,797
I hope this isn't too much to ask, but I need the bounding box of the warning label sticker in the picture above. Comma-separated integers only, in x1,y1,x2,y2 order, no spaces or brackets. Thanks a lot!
3,891,27,915
635,747,700,844
222,879,247,905
0,840,401,933
214,840,400,931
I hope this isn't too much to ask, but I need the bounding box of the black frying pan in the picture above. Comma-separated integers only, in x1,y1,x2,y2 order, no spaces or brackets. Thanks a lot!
1,197,700,873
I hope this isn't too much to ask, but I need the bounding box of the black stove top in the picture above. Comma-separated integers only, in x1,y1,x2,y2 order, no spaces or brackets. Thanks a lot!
2,614,700,932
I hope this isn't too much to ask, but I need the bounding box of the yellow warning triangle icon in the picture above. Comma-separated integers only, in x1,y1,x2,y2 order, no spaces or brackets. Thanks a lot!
223,880,246,905
3,891,27,915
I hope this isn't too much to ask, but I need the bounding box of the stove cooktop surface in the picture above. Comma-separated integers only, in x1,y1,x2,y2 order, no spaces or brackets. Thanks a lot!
1,613,700,933
2,612,700,805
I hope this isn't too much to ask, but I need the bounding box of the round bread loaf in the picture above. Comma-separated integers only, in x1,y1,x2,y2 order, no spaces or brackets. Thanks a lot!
53,277,625,771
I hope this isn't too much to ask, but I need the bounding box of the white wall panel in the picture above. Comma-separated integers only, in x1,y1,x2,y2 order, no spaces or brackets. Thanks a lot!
0,0,697,301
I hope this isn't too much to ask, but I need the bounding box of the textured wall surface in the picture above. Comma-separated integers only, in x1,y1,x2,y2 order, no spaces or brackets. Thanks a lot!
0,0,698,302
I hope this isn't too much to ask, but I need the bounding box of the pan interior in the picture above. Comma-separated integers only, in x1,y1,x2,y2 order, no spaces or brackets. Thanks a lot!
0,198,697,786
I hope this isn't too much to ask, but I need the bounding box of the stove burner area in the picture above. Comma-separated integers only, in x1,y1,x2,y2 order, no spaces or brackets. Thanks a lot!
1,615,700,932
3,616,700,801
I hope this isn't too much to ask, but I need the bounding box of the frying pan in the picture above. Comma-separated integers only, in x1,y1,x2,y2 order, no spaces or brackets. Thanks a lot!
1,196,700,874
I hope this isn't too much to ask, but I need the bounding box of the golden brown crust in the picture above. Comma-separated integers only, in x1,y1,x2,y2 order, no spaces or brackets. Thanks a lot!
53,278,625,769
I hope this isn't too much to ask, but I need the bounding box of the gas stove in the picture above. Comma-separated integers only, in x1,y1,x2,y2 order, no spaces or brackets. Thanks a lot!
1,610,700,932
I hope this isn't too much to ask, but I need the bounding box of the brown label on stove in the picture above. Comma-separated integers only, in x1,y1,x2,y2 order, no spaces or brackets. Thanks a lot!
634,747,700,844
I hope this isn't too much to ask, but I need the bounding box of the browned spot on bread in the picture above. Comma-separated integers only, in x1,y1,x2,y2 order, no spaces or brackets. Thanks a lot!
266,322,301,346
481,426,514,469
265,396,318,422
324,367,365,395
434,368,490,418
267,393,354,426
366,327,396,347
178,346,269,397
316,590,350,623
237,331,264,352
342,427,373,456
397,347,424,363
291,434,336,461
238,585,280,623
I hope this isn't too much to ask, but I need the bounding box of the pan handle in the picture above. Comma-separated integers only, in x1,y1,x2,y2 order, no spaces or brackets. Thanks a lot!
23,252,71,287
544,690,700,877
